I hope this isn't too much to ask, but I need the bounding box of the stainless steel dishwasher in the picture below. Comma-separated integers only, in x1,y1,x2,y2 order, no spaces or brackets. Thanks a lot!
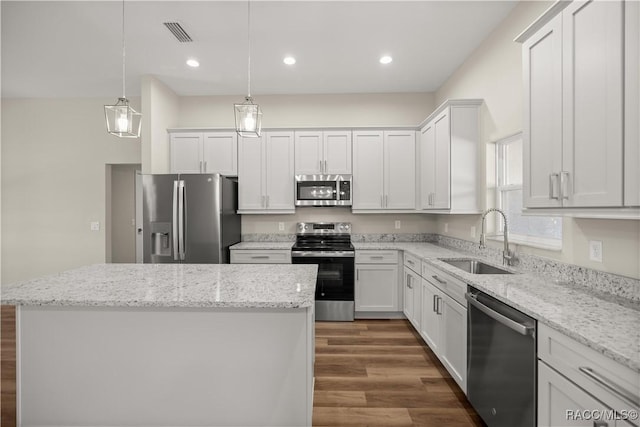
466,287,537,427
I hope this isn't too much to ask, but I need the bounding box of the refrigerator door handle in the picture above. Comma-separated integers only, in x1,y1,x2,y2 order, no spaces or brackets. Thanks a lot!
172,180,180,260
178,180,186,261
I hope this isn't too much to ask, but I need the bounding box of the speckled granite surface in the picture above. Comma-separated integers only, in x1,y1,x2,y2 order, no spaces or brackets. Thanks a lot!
231,241,294,250
355,241,640,372
0,264,317,309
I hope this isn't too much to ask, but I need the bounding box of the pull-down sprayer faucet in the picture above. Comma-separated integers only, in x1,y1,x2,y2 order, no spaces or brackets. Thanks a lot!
479,208,516,266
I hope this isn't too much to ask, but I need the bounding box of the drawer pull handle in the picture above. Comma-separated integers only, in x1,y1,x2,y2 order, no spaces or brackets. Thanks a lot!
432,275,447,285
578,367,640,407
251,256,270,259
593,422,608,427
371,256,384,260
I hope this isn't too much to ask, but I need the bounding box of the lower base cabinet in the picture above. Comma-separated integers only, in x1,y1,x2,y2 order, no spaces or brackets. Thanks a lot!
538,361,635,427
403,266,421,330
355,251,400,316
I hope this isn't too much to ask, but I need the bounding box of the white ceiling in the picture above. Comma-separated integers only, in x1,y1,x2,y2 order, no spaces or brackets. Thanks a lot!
1,1,518,98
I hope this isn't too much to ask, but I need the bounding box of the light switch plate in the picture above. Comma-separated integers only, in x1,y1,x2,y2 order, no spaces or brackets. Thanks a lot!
470,226,476,238
394,220,401,229
444,223,449,233
589,240,603,262
90,221,100,231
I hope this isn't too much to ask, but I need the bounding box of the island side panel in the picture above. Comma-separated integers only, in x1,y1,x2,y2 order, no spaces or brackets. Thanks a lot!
17,305,313,427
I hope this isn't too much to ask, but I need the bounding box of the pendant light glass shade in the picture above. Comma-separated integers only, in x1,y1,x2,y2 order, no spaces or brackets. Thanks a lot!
105,97,142,138
234,96,262,137
105,0,141,138
234,1,262,137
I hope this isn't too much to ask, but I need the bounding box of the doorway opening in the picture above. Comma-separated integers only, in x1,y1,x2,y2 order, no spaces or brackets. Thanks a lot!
106,164,142,263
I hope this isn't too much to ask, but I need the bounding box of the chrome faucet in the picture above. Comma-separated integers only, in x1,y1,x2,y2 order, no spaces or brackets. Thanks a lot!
479,208,516,266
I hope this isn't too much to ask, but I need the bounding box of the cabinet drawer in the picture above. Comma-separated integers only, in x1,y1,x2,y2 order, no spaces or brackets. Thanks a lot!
230,250,291,264
538,323,639,417
421,262,466,306
403,252,421,273
355,250,399,264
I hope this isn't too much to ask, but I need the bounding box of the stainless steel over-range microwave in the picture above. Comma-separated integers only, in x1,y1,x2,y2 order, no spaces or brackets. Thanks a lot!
295,174,352,206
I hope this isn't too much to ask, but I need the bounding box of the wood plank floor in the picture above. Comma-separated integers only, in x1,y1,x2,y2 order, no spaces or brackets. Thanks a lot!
0,309,484,427
313,319,485,427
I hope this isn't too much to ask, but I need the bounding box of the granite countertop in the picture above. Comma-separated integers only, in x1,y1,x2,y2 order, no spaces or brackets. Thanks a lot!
0,263,317,309
355,242,640,372
230,242,294,250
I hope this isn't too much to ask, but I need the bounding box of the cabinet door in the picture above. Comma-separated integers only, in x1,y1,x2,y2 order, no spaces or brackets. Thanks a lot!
355,264,398,312
625,0,640,206
420,279,440,354
294,131,323,175
432,111,451,209
403,267,415,325
523,14,563,208
440,294,467,393
420,123,436,209
264,131,295,211
352,131,384,209
538,361,616,427
562,0,623,207
238,136,265,210
202,132,237,176
324,131,352,175
170,133,202,174
384,131,416,209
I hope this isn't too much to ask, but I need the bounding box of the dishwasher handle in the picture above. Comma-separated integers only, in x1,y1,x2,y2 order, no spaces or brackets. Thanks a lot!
465,292,535,337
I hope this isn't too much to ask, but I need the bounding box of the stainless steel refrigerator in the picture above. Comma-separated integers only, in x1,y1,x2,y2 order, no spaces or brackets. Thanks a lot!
142,174,241,263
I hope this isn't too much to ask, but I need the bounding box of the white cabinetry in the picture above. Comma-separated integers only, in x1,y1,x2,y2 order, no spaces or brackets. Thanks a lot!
403,252,421,330
419,100,482,213
230,249,292,264
352,130,416,211
419,263,467,393
355,251,400,315
294,131,351,175
238,131,295,214
537,323,639,427
625,0,640,207
518,1,638,212
170,131,238,175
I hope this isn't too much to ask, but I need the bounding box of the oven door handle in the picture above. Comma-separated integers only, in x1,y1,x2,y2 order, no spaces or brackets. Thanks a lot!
465,293,534,336
292,251,355,258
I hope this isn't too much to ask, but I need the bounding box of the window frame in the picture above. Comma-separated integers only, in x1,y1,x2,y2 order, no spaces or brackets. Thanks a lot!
494,132,563,251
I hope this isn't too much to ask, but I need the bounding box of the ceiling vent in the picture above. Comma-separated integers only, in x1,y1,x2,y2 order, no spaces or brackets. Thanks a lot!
163,22,193,42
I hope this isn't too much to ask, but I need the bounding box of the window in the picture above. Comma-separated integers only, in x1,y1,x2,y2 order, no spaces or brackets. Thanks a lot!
496,133,562,250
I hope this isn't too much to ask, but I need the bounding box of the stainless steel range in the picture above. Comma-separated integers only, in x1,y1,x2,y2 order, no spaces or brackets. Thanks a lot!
291,222,354,321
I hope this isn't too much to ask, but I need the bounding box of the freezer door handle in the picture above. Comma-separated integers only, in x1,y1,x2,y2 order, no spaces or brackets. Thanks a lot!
178,180,186,260
172,180,180,260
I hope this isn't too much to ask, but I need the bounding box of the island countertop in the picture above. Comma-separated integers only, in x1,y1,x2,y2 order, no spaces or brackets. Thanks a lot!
0,263,318,309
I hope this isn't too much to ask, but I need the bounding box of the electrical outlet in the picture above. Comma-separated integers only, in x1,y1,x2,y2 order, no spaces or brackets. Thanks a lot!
395,220,401,229
471,226,476,238
90,221,100,231
278,222,285,232
589,240,603,262
444,223,449,233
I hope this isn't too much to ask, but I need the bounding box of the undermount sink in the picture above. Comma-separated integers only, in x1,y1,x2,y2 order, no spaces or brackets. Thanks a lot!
440,258,514,275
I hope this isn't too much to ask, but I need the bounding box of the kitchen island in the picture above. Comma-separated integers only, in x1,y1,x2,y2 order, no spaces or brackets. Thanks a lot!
1,263,317,427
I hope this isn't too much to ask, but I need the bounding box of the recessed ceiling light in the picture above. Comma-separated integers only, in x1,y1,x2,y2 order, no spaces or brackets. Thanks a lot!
186,59,200,68
379,55,393,65
283,56,296,65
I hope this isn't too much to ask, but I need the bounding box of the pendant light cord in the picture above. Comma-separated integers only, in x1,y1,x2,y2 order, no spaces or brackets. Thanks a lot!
247,0,251,98
121,0,126,99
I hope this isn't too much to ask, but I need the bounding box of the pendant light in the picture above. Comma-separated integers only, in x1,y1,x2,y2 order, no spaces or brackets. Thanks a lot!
104,0,141,138
234,0,262,138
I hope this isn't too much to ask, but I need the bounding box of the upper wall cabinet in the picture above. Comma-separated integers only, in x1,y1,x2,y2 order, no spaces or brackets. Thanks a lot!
238,131,295,214
169,131,238,176
352,130,416,212
625,1,640,207
419,100,482,214
518,0,639,215
294,131,352,175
